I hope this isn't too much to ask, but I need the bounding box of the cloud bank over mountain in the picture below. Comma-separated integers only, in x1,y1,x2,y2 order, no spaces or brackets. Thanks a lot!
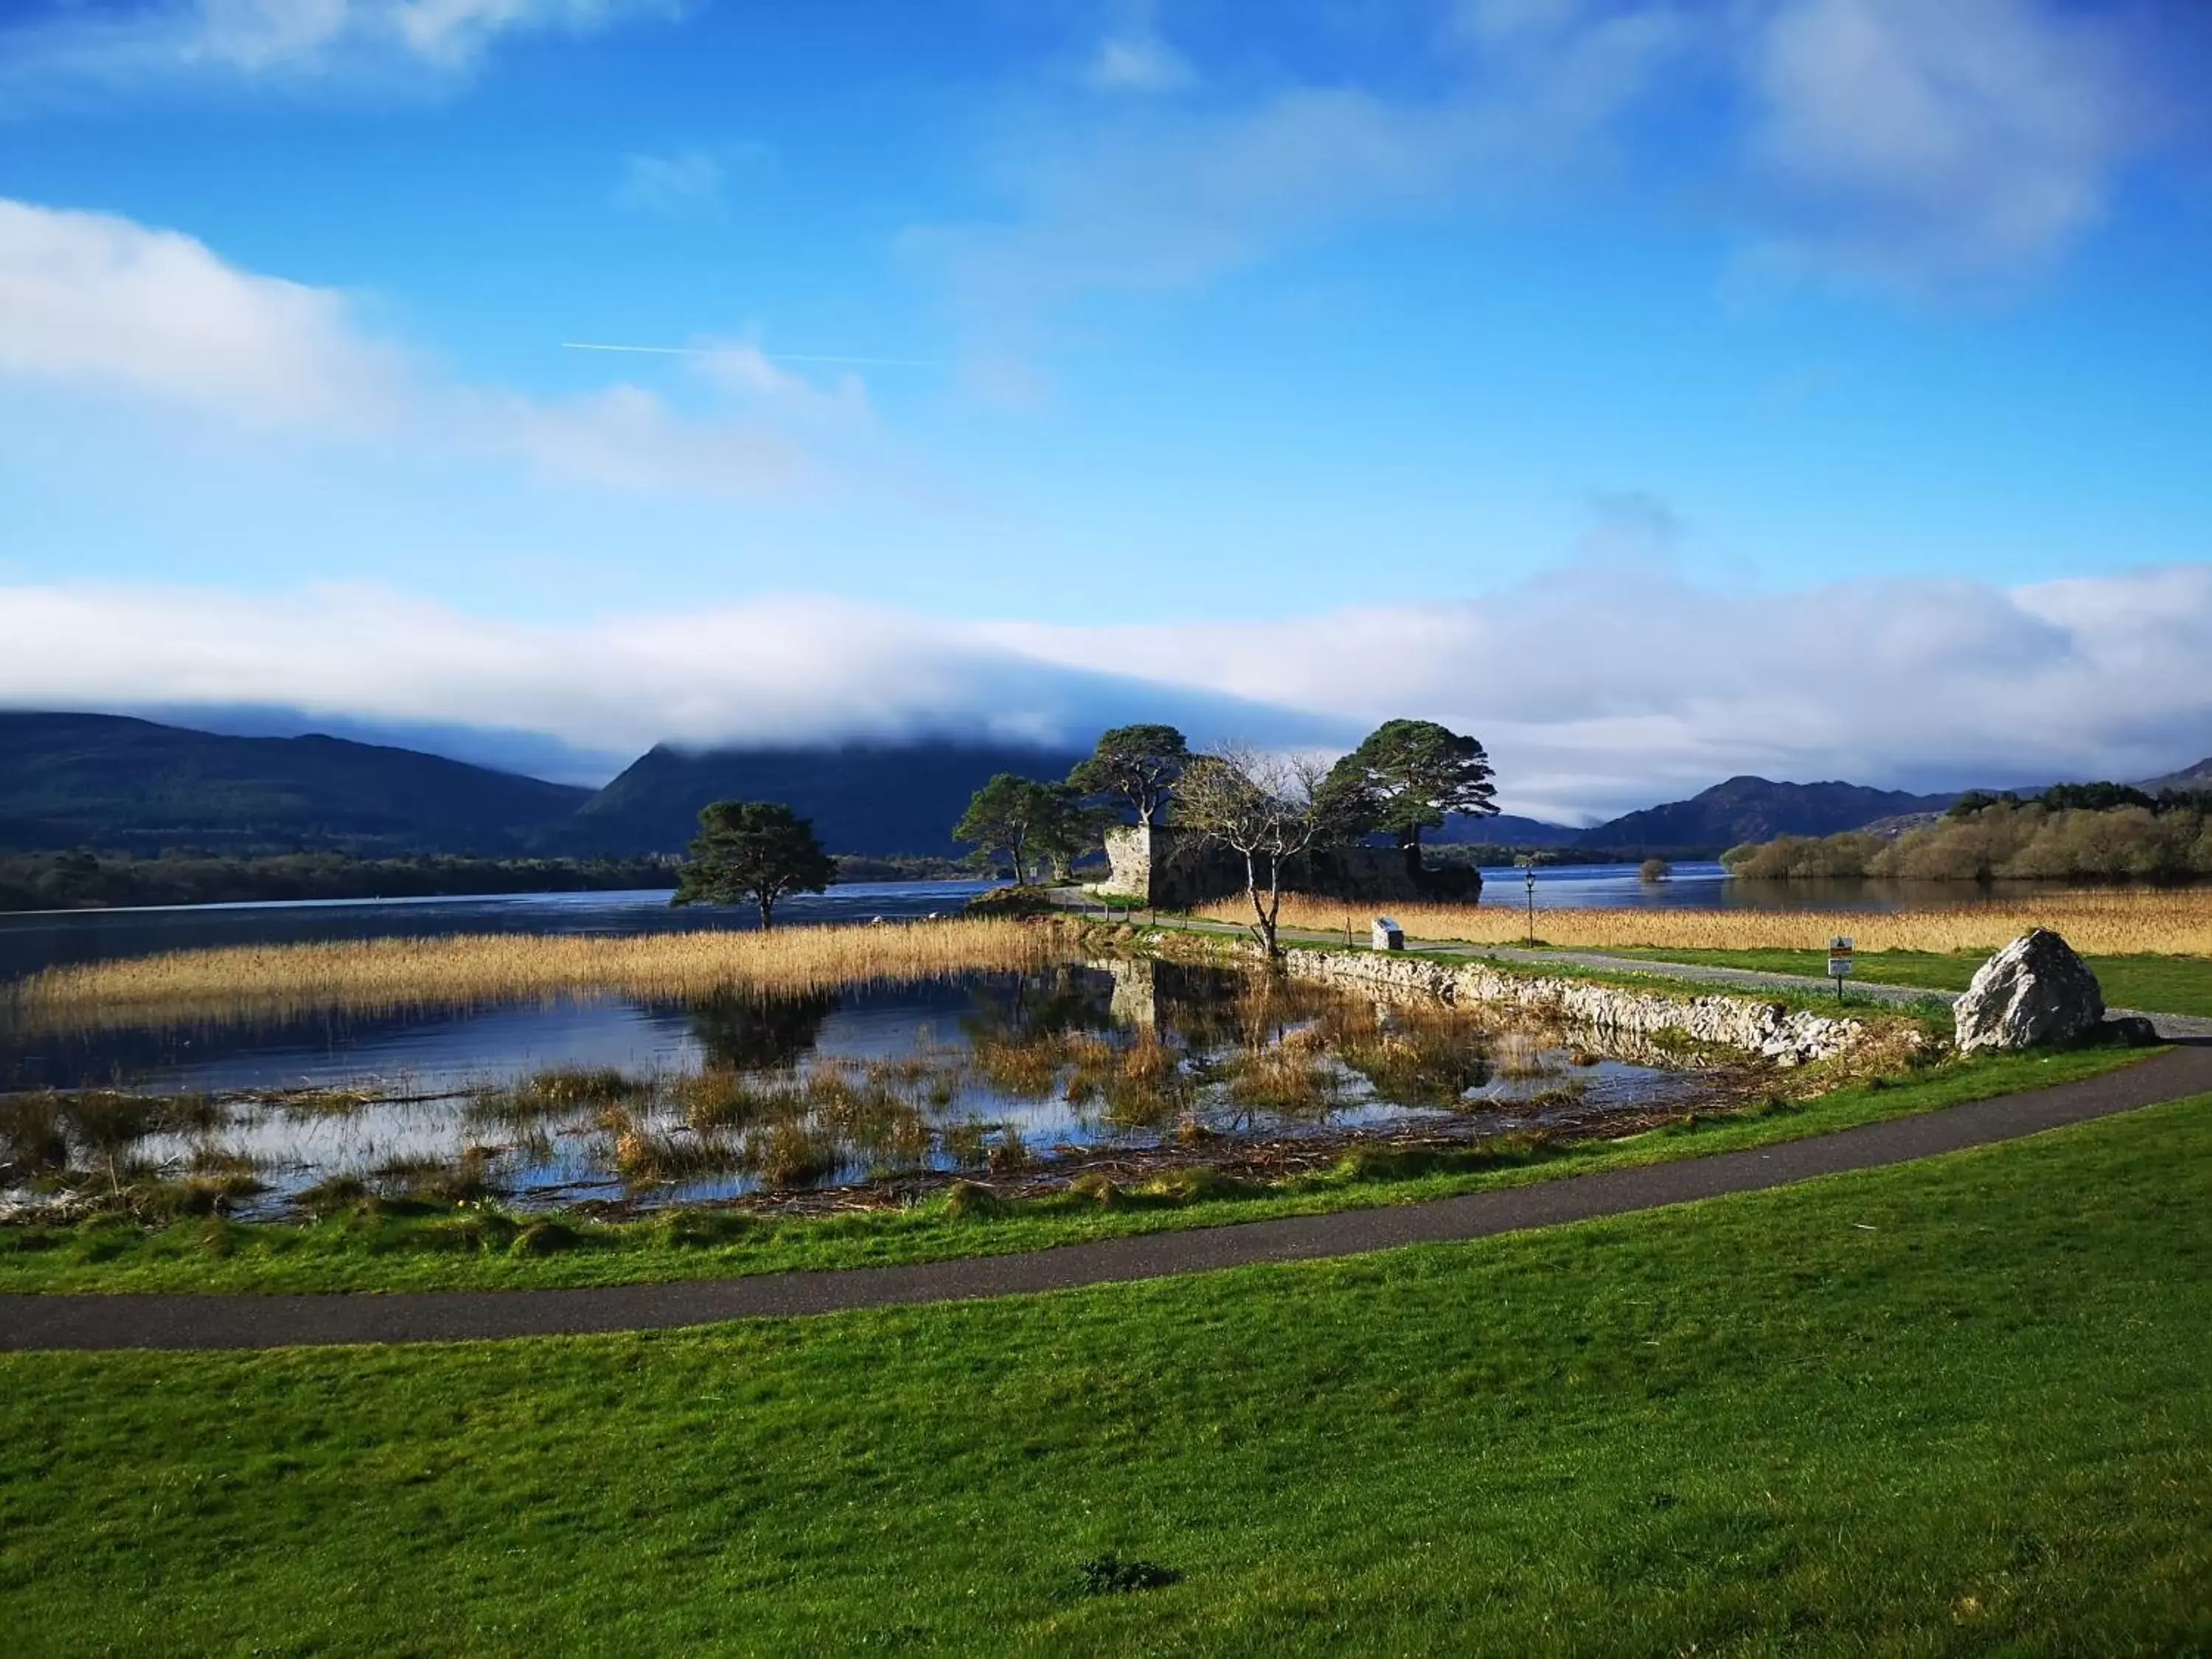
2,564,2205,821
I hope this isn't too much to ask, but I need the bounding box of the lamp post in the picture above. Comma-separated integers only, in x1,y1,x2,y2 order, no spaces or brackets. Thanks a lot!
1514,855,1540,946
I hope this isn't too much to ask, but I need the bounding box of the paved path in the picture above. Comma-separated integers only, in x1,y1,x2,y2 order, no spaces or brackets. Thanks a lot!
6,1041,2208,1354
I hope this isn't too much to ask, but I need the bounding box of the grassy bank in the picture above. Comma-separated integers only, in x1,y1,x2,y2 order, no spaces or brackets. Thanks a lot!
4,1094,2208,1654
0,1047,2143,1293
1209,888,2212,956
6,917,1073,1029
1604,947,2212,1019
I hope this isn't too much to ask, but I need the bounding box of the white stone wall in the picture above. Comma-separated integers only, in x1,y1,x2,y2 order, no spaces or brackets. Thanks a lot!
1279,947,1888,1067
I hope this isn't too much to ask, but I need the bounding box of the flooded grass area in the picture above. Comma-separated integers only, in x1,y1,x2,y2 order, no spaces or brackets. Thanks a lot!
0,961,1731,1222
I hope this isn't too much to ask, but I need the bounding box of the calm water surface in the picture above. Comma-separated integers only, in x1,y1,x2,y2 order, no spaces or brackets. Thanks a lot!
0,863,2118,983
0,880,995,982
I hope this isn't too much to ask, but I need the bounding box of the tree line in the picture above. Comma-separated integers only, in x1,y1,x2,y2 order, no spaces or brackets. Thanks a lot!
0,850,682,914
1722,788,2212,883
675,719,1501,955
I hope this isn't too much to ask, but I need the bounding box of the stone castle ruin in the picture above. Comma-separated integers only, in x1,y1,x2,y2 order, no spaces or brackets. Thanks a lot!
1096,823,1481,909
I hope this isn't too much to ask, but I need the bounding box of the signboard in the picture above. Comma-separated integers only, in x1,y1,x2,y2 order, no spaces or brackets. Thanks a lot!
1828,936,1854,998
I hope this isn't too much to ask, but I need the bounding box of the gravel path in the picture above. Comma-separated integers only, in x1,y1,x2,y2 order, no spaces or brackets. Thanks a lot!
6,1041,2206,1353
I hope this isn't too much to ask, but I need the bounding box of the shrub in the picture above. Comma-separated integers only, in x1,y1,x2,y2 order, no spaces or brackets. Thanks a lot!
509,1218,585,1256
942,1180,1001,1220
1066,1172,1123,1208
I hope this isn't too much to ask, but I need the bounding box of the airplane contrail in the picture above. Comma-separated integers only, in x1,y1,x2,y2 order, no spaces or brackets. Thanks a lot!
561,341,936,366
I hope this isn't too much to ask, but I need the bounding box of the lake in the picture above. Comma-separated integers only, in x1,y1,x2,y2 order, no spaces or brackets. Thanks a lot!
0,861,2104,983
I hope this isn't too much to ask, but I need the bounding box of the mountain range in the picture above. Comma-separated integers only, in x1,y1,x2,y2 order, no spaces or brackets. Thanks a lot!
0,712,590,857
1,709,2205,862
562,740,1088,858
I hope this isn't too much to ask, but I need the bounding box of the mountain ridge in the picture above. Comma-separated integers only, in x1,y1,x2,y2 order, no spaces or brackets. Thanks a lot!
4,709,2205,863
1571,776,1963,855
557,738,1091,858
0,712,589,856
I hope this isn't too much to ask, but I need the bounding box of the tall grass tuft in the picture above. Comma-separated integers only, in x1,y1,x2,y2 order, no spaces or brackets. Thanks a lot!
1205,890,2212,958
9,918,1074,1030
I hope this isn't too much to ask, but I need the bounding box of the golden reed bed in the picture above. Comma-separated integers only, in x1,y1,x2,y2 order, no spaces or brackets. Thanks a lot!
7,918,1073,1032
1200,889,2212,958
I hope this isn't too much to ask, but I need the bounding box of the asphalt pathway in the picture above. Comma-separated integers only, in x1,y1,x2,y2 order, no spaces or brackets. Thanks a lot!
6,1040,2207,1354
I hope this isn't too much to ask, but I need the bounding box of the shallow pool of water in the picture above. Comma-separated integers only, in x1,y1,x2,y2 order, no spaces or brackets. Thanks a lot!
2,961,1712,1217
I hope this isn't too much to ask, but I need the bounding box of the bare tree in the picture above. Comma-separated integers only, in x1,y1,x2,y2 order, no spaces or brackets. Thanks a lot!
1176,743,1333,959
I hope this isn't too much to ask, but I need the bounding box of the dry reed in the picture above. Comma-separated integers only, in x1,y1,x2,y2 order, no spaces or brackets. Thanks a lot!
7,918,1073,1031
1202,889,2212,957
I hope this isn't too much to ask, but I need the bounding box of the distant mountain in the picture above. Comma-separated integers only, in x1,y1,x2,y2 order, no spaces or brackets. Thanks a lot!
1428,812,1583,848
562,739,1090,858
0,712,589,855
2138,755,2212,793
1576,776,1961,855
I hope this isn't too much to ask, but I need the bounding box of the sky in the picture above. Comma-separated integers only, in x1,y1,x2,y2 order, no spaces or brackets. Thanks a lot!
1,0,2209,821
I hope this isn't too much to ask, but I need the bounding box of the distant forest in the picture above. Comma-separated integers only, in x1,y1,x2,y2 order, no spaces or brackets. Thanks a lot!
1723,787,2212,883
0,850,975,913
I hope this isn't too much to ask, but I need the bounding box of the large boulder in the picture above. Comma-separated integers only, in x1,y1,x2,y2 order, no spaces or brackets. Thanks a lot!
1953,929,2104,1052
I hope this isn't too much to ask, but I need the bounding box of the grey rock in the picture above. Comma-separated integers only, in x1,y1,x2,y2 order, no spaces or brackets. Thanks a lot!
2096,1015,2161,1048
1953,929,2105,1053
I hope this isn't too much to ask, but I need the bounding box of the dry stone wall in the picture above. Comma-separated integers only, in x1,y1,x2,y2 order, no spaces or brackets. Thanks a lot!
1279,946,1890,1068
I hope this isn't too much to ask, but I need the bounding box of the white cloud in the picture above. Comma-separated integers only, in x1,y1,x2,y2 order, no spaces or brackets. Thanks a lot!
0,199,411,431
914,5,1691,327
0,197,839,499
981,563,2212,818
3,566,2206,818
1739,0,2157,287
688,343,874,428
0,0,681,94
914,87,1469,319
614,150,726,220
920,0,2191,328
0,585,1319,764
1087,34,1192,94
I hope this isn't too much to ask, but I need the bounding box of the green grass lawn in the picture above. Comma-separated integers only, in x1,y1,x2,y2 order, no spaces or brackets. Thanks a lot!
1604,947,2212,1017
0,1047,2144,1295
4,1094,2208,1655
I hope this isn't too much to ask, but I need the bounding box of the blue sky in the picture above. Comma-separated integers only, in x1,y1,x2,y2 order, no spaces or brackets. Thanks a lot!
1,0,2209,818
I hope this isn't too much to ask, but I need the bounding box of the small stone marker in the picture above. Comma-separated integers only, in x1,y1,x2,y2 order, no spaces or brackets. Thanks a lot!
1372,916,1405,951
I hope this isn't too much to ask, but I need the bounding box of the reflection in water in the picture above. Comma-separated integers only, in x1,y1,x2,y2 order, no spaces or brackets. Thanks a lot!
688,989,838,1071
1,963,1717,1220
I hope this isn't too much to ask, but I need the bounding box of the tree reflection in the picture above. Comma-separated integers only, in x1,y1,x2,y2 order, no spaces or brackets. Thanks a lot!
686,989,839,1071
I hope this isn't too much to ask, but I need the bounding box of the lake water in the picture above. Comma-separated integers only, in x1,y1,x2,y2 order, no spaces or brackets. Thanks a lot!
0,880,996,984
1,962,1707,1217
0,862,2104,983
